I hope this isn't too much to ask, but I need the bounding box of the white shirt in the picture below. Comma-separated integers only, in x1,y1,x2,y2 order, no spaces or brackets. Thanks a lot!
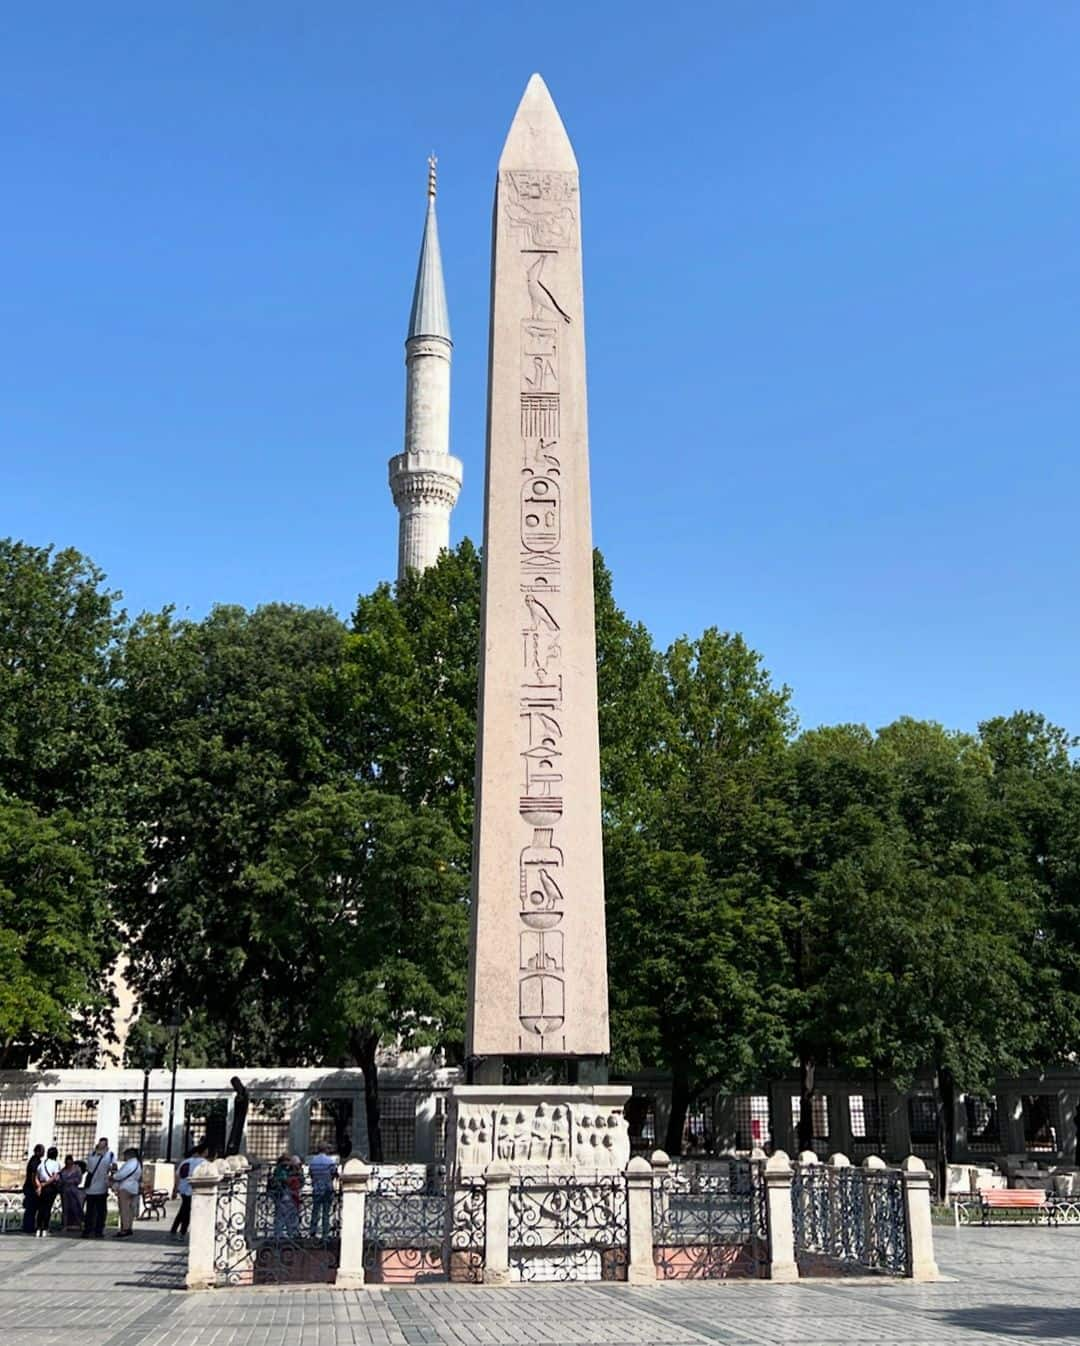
177,1155,205,1197
36,1158,61,1185
113,1159,142,1195
84,1150,114,1195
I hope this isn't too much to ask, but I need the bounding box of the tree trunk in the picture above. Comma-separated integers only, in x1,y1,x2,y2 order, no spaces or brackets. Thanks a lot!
797,1052,817,1155
328,1098,353,1160
353,1032,383,1163
664,1064,691,1156
933,1064,957,1203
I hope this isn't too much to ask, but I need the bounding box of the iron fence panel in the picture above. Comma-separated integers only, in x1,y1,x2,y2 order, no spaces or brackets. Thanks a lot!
509,1173,628,1282
792,1163,907,1275
652,1158,767,1278
362,1164,484,1283
213,1167,340,1286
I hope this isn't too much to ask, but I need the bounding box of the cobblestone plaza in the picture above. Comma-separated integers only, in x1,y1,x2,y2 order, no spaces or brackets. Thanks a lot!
2,1222,1078,1346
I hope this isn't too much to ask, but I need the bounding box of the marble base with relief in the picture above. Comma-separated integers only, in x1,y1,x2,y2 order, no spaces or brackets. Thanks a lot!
448,1084,632,1175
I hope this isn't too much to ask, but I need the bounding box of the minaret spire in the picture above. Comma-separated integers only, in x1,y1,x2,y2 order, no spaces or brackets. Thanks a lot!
389,159,463,582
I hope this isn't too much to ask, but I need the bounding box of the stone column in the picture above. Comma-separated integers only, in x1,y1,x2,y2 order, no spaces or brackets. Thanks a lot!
29,1092,53,1149
763,1150,799,1282
625,1157,655,1284
901,1156,940,1281
97,1093,122,1154
335,1157,370,1290
185,1160,222,1290
483,1160,511,1285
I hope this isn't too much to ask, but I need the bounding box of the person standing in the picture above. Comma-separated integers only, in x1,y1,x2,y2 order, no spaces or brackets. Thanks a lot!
170,1142,207,1239
307,1144,337,1240
268,1154,292,1238
35,1147,62,1237
112,1149,142,1238
22,1145,44,1235
58,1155,85,1231
82,1137,114,1239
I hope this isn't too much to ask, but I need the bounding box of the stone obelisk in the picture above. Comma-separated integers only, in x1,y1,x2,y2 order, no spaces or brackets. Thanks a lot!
451,75,629,1186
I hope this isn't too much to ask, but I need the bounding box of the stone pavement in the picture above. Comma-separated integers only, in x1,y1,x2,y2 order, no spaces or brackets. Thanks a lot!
2,1220,1080,1346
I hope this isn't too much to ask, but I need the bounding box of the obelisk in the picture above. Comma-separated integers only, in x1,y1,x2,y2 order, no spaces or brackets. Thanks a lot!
452,76,629,1186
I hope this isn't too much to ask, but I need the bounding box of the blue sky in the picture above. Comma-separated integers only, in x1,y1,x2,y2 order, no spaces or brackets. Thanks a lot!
3,3,1077,735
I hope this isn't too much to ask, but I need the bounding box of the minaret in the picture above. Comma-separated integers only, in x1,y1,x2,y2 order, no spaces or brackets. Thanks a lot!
388,156,463,582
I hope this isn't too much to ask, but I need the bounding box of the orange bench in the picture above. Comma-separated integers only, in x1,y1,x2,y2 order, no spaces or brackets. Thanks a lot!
978,1188,1051,1225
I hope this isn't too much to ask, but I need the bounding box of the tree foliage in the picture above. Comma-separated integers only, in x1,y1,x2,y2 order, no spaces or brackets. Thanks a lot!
0,540,127,1065
4,530,1080,1175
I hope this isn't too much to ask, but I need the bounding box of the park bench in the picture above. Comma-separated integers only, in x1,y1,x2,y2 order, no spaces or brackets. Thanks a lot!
977,1189,1051,1225
138,1188,170,1220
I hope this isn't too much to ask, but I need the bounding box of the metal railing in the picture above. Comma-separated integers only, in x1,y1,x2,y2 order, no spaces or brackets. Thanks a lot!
509,1172,628,1282
792,1161,907,1275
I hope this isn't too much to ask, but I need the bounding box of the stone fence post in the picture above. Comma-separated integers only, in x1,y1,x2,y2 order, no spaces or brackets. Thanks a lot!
335,1157,371,1290
901,1155,941,1281
650,1149,671,1227
625,1157,655,1284
186,1161,223,1290
764,1149,799,1282
483,1161,511,1286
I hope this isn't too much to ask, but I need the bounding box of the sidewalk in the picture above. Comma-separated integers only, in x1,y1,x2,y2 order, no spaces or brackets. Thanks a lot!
1,1219,1078,1345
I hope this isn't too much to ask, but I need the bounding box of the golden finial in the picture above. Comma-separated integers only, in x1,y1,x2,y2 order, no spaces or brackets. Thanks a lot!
427,153,437,201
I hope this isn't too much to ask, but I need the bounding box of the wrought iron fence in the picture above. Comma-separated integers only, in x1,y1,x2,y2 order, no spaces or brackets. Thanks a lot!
792,1163,907,1275
652,1158,767,1278
363,1164,484,1284
509,1173,628,1282
213,1165,341,1286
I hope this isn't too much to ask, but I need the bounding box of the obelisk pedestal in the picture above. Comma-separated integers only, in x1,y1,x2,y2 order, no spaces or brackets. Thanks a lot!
450,75,630,1184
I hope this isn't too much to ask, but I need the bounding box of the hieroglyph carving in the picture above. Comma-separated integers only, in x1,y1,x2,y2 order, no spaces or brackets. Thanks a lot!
507,165,581,1053
503,171,579,250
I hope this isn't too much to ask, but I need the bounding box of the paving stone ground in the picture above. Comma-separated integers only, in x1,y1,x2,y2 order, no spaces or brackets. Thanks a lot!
2,1213,1079,1346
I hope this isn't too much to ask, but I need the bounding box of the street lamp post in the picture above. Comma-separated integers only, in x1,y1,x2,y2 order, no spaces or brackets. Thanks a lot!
165,1018,182,1163
138,1047,153,1158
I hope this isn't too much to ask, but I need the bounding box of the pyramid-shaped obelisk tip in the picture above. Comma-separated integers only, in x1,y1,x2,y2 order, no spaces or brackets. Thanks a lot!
498,72,577,171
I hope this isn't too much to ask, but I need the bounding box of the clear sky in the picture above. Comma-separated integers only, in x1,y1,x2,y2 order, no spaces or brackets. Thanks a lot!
3,3,1077,735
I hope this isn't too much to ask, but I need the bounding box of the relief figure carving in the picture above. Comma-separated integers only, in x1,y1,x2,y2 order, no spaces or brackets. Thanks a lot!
524,593,559,632
506,200,577,248
526,255,572,324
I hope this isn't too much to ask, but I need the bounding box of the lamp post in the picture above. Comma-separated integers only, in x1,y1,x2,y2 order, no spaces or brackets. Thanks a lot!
165,1017,182,1163
138,1046,153,1159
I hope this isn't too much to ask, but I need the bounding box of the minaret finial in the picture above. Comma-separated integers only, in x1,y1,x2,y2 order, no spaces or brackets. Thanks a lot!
427,153,437,200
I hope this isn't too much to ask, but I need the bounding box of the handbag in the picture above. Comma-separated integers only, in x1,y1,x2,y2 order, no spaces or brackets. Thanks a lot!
82,1152,109,1191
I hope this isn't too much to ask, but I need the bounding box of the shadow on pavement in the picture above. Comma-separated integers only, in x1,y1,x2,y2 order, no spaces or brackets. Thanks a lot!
937,1305,1080,1339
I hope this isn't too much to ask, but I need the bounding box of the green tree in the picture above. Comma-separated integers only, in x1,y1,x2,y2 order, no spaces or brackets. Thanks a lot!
117,602,350,1061
978,711,1080,1065
0,800,111,1066
0,540,128,1063
606,629,797,1152
757,718,1044,1186
245,782,470,1159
